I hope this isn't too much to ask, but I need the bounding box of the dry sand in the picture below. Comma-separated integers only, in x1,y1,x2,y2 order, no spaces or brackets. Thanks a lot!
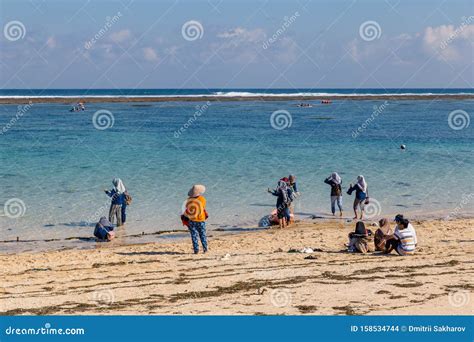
1,218,473,315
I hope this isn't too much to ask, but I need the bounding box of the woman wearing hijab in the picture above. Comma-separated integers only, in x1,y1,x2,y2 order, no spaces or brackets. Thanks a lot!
374,218,393,252
105,178,126,226
268,180,291,228
287,174,299,223
347,175,368,219
324,172,343,217
183,184,209,254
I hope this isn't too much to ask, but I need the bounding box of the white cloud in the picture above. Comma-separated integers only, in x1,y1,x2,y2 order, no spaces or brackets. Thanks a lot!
347,22,474,64
110,29,132,43
143,47,159,62
217,27,265,44
423,24,474,61
46,36,56,49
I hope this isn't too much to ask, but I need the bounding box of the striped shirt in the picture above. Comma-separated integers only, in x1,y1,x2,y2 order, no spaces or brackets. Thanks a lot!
394,223,417,255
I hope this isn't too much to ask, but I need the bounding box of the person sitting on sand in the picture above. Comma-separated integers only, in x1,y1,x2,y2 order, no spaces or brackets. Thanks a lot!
268,180,291,228
347,175,368,219
374,218,393,252
347,221,374,253
105,178,127,226
384,214,417,256
324,172,343,217
183,184,209,254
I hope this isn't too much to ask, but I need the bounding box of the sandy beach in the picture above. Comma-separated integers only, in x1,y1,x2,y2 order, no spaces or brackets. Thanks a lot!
1,218,472,316
1,94,474,104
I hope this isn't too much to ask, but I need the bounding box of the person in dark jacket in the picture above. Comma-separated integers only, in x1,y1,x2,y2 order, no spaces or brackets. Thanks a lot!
268,180,291,228
324,172,343,217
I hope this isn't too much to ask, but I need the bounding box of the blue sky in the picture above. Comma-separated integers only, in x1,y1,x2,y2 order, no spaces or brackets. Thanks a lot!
0,0,472,89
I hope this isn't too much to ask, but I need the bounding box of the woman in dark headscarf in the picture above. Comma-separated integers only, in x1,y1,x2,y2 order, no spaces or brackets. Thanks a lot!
268,180,291,228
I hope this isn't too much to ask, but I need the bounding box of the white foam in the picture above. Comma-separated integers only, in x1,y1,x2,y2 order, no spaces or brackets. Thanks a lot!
0,91,472,99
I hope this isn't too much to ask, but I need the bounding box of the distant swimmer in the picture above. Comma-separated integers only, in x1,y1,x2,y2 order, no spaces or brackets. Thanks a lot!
400,144,406,150
296,103,312,108
321,99,332,104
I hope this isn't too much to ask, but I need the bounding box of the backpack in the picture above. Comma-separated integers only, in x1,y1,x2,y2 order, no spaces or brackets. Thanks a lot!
124,192,132,205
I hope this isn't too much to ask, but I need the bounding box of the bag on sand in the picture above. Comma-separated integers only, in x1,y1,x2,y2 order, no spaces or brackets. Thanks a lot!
94,217,115,241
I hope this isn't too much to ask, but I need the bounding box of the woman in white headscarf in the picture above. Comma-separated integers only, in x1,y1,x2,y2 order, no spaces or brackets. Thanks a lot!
347,175,369,219
324,172,343,216
105,178,127,226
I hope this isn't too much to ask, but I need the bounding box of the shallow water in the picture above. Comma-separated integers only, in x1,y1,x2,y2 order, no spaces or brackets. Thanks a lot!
1,98,473,252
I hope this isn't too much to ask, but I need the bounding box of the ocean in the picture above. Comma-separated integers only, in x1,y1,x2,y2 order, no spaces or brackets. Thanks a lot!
0,89,473,252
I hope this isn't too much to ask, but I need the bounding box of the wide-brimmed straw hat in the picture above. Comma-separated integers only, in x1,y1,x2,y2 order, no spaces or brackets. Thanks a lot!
188,184,206,197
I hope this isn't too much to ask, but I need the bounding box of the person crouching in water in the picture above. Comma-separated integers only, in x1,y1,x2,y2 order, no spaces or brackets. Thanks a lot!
384,214,417,256
347,221,374,253
268,180,291,228
183,184,208,254
105,178,126,226
324,172,343,217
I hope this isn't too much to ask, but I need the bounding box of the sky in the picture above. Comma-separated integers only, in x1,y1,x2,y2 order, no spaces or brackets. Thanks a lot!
0,0,473,89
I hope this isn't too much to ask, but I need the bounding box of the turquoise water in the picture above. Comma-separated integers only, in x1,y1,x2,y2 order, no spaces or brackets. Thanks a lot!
0,97,473,251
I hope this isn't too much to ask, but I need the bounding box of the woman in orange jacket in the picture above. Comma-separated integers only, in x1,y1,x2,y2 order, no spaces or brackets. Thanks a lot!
183,184,208,254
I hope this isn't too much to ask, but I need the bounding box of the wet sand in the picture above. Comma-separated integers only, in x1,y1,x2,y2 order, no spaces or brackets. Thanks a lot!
1,218,472,315
1,94,473,104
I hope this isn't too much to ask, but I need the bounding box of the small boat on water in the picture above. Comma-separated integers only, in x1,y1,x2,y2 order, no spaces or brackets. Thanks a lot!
70,102,85,112
296,103,313,108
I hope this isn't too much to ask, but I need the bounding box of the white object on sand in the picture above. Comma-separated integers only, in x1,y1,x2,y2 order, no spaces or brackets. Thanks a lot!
220,253,231,261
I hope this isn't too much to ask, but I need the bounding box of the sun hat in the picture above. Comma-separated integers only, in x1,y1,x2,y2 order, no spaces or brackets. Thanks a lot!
188,184,206,197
